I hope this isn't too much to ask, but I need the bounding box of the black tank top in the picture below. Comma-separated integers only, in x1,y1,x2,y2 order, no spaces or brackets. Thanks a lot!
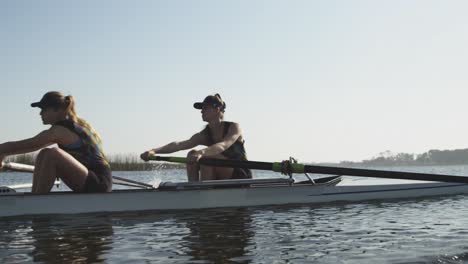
201,122,248,160
55,120,110,171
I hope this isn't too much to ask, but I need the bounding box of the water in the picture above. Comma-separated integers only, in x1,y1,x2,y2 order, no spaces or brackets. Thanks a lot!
1,166,468,263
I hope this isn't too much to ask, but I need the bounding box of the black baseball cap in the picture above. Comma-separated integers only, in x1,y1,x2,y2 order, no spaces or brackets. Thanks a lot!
31,92,64,109
193,94,226,112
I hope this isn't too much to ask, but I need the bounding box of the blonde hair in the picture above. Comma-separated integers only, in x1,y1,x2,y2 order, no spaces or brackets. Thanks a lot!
64,95,102,144
43,91,102,144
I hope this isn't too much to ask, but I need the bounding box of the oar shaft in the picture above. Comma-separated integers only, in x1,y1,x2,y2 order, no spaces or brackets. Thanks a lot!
112,176,155,189
304,165,468,184
2,162,35,173
2,162,155,189
150,156,300,172
8,180,61,190
151,156,468,184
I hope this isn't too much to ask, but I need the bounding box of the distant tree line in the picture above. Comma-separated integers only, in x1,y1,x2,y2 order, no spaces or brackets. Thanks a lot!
2,153,184,171
340,149,468,166
4,153,36,165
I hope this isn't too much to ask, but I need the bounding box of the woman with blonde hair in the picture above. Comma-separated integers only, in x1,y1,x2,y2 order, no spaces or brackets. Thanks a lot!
0,91,112,193
141,93,251,181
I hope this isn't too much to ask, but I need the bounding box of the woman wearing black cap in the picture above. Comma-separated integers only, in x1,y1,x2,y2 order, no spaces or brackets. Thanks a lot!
0,91,112,193
141,94,251,181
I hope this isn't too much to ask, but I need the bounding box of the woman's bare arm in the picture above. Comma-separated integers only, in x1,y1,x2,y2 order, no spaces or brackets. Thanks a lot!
0,128,60,156
140,132,207,161
153,132,206,153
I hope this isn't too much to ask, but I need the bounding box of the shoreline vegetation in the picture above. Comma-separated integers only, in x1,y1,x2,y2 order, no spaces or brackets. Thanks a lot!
3,148,468,172
337,149,468,167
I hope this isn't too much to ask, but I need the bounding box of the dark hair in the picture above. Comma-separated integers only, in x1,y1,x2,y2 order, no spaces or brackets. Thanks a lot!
193,93,227,113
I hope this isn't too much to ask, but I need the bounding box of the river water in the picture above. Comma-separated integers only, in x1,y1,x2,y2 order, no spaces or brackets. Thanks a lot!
1,166,468,263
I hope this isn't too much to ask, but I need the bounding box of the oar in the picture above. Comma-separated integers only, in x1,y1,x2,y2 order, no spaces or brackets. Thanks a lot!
113,176,157,189
150,156,468,184
8,181,61,190
1,161,156,189
2,162,35,173
1,162,61,189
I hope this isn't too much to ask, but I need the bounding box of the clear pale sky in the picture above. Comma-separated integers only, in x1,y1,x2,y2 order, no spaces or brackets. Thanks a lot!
2,1,468,163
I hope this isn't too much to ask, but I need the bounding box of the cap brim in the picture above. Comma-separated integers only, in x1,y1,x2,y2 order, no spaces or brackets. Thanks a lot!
193,102,203,109
31,102,42,108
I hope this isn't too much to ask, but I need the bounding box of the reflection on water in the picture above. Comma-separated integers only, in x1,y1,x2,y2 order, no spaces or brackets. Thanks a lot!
181,209,254,263
1,198,468,263
30,215,113,263
0,209,255,263
103,209,254,263
0,215,113,263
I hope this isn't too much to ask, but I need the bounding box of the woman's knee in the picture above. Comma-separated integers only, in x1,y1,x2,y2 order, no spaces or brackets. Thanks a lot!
37,148,65,163
35,148,52,164
48,147,67,158
37,148,52,157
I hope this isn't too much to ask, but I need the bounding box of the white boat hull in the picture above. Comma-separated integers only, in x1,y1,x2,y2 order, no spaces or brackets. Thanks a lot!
1,180,467,218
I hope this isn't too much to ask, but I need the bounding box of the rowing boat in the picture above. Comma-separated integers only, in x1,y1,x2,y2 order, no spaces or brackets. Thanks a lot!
1,175,468,218
3,156,468,218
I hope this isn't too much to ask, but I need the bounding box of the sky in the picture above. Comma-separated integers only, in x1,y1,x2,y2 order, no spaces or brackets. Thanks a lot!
2,0,468,163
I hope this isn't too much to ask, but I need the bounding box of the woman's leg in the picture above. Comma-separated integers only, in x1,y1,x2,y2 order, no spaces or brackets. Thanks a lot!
199,154,234,181
186,150,200,182
32,148,89,194
186,162,200,182
32,149,49,193
212,166,234,180
199,165,217,181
